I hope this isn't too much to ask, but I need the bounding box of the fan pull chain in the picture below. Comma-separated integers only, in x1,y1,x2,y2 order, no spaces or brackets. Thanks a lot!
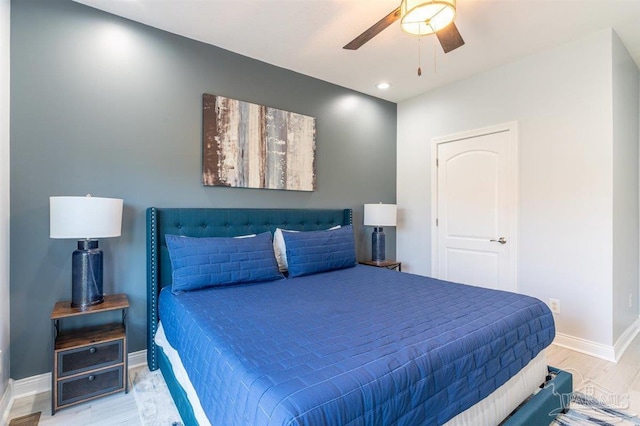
433,39,437,74
417,37,422,76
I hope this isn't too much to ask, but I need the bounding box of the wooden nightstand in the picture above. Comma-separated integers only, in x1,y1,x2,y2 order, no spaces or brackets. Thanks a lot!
359,260,402,272
51,293,129,415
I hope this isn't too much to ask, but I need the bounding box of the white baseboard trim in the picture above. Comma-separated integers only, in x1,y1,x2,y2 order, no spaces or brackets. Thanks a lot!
128,349,147,369
613,316,640,362
552,333,616,362
0,379,14,426
13,371,49,398
553,317,640,363
11,349,148,400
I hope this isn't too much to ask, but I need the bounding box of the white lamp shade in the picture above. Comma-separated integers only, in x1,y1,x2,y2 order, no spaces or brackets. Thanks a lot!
50,196,123,239
364,204,397,227
400,0,456,36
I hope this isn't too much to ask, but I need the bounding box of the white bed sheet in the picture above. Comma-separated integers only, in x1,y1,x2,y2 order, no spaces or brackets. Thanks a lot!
155,322,548,426
155,323,211,426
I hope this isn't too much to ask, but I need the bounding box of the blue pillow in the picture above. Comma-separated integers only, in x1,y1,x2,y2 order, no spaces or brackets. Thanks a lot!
166,232,283,293
283,225,357,278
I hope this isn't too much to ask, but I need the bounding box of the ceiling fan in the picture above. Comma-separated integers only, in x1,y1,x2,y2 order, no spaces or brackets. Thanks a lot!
343,0,464,54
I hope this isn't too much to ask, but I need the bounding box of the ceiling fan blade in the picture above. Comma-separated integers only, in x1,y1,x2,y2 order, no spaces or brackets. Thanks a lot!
435,22,465,53
343,7,401,50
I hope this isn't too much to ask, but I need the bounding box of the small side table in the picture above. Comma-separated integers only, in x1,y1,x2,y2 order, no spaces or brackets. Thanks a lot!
51,293,129,415
359,260,402,272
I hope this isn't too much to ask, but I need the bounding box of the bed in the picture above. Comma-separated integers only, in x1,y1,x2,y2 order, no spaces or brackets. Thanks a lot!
146,207,571,426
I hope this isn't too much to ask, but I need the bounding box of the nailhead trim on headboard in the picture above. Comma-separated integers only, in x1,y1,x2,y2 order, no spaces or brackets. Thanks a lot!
147,207,158,370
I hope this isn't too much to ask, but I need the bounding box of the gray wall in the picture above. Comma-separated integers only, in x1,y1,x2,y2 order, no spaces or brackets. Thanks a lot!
612,31,640,342
10,0,397,379
1,0,10,399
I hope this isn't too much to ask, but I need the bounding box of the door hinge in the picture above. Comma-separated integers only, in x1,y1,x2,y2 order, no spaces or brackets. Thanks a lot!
436,158,439,167
436,218,439,226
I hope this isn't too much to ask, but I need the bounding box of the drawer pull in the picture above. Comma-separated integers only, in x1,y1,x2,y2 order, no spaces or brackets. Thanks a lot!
88,375,95,382
89,347,97,354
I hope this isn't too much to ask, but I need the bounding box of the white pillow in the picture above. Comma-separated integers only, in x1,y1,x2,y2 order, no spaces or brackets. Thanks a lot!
273,226,341,272
273,228,294,272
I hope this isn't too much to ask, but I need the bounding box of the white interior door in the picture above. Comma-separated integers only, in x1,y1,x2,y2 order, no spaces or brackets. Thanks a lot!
432,123,517,291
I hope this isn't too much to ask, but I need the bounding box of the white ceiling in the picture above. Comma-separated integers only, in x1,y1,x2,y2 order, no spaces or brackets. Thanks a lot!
73,0,640,103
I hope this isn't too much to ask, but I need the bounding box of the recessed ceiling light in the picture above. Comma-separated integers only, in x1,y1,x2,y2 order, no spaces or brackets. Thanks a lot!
376,82,392,90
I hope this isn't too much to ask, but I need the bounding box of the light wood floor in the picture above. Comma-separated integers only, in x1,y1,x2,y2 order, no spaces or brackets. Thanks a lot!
546,336,640,412
7,337,640,425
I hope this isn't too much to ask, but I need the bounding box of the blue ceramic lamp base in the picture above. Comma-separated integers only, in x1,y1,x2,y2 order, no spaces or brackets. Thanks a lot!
371,227,386,262
71,239,104,310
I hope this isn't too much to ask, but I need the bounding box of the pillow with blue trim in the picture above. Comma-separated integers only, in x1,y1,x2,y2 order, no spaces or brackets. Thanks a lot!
166,231,283,293
283,225,357,278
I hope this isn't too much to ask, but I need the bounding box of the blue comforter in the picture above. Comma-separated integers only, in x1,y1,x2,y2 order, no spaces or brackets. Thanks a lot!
159,265,554,425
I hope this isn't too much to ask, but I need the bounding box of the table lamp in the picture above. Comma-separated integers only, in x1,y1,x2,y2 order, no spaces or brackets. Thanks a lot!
364,203,397,262
50,195,123,310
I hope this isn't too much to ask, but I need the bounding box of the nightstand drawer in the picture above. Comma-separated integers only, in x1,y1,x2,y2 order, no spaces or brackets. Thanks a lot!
57,339,123,377
57,366,124,407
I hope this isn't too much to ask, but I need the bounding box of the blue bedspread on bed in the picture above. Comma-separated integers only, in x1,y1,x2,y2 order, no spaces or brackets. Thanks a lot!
158,265,555,426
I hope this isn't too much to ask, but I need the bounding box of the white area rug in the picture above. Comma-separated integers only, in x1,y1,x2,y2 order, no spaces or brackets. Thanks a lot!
553,392,640,426
131,367,183,426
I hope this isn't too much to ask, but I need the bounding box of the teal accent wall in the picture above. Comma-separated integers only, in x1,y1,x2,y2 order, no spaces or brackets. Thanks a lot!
10,0,397,379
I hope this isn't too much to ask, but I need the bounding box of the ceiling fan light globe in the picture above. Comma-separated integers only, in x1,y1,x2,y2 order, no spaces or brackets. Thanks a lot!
400,0,456,36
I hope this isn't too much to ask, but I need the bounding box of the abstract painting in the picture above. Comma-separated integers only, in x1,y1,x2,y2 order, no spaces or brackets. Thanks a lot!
202,94,316,191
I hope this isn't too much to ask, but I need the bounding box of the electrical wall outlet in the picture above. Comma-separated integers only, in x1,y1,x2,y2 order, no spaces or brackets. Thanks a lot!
549,298,560,314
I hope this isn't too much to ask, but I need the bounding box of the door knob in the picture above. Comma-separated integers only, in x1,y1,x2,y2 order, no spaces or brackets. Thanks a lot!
490,237,507,244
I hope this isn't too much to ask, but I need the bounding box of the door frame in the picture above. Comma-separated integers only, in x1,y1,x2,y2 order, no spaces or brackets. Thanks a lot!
430,121,519,289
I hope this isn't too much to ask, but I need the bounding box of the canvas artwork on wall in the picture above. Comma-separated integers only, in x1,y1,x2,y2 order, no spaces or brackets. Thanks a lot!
202,94,317,191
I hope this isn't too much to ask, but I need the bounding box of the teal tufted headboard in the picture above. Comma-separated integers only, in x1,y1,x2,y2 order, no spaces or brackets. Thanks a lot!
146,207,353,370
